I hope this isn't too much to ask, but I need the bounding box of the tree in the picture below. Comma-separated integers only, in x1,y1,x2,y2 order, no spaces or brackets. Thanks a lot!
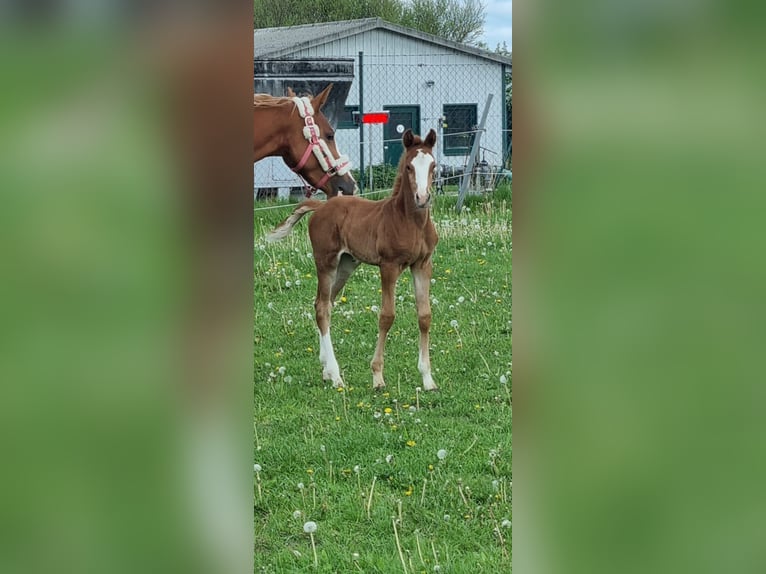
254,0,485,46
402,0,485,44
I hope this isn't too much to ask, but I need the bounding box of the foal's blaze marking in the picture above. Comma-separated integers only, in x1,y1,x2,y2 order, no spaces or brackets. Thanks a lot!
267,129,440,391
410,150,435,208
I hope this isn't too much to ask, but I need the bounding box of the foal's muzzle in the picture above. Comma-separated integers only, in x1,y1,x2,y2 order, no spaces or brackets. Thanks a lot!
415,193,431,209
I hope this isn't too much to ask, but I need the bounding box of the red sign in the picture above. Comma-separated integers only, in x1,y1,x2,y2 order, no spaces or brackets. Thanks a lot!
361,112,390,124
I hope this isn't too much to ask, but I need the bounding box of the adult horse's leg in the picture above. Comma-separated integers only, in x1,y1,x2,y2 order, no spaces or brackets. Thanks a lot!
411,261,438,391
370,263,401,390
331,253,361,301
315,263,344,387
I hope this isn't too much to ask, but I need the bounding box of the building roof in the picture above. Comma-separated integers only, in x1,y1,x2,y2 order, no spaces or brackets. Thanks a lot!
254,18,512,67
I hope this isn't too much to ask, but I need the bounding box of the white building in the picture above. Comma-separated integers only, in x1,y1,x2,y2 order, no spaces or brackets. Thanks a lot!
254,18,511,196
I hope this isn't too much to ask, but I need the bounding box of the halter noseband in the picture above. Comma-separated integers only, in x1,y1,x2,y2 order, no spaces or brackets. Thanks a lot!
291,97,351,196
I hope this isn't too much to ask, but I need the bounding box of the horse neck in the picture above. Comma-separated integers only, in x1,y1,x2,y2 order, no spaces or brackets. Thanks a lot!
253,101,294,161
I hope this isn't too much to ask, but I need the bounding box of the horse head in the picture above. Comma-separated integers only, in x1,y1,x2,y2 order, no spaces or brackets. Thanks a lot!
286,84,357,197
401,128,437,209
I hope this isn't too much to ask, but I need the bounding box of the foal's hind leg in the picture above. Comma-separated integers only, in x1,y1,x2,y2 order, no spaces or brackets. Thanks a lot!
331,253,361,301
370,263,402,390
315,261,344,387
411,261,437,390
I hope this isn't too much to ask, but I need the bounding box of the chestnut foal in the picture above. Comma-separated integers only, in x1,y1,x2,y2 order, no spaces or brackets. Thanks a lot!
267,129,439,391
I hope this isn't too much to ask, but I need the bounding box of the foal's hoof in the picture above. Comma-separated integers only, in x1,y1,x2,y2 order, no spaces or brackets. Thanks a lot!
422,383,439,392
322,368,344,388
372,374,386,391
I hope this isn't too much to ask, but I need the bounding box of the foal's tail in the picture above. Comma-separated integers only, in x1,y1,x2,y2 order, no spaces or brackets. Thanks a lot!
265,200,323,242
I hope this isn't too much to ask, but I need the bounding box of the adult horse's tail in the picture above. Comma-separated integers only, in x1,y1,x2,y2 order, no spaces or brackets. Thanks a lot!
265,200,323,242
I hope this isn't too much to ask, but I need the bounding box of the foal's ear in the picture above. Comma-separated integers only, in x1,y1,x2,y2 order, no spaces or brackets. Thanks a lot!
312,83,333,111
402,129,415,148
425,128,437,148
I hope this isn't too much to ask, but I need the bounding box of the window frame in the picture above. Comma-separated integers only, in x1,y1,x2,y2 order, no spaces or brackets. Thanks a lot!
337,105,360,130
442,103,478,156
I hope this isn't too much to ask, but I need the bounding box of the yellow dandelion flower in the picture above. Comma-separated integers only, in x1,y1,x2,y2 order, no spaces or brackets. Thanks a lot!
307,346,313,352
384,407,392,414
404,486,414,496
428,464,434,471
406,440,416,447
340,296,347,303
402,404,410,409
306,468,314,475
445,268,452,274
474,404,481,410
337,387,344,393
335,416,341,421
356,401,365,408
390,424,398,431
344,328,351,333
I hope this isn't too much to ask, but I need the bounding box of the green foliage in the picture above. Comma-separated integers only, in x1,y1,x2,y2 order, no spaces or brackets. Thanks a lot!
254,0,486,44
254,186,511,571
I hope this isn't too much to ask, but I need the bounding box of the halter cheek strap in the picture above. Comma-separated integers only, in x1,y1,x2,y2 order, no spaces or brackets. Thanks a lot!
291,96,351,194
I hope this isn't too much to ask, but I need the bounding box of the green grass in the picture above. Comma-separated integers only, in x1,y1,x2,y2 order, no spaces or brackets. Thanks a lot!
254,184,512,573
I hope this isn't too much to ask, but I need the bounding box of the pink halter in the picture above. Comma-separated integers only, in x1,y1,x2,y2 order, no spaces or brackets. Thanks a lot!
291,97,351,195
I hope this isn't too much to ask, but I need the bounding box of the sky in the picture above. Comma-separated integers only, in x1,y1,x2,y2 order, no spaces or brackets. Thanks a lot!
481,0,512,51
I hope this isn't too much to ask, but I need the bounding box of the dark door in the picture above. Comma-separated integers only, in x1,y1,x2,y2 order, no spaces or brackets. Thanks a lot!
383,105,421,166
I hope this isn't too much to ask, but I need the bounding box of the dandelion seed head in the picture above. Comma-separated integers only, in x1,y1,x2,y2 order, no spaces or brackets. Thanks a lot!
443,514,450,521
385,454,393,464
297,482,305,490
458,296,465,303
352,552,360,561
253,464,262,473
501,519,512,528
278,366,286,375
437,449,447,460
353,465,360,474
450,319,458,328
292,510,302,520
500,374,508,385
285,280,292,288
303,521,317,533
284,375,293,383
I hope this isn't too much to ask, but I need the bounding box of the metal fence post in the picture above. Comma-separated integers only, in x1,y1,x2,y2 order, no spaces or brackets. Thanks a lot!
358,51,364,194
456,93,494,213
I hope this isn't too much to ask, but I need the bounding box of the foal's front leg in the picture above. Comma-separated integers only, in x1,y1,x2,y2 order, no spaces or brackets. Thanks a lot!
411,261,437,391
370,264,401,390
315,267,344,387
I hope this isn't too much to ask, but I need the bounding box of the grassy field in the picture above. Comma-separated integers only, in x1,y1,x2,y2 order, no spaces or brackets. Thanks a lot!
254,184,512,573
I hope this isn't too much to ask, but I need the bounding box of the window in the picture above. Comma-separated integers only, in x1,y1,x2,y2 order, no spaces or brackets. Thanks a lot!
443,104,477,156
338,105,360,129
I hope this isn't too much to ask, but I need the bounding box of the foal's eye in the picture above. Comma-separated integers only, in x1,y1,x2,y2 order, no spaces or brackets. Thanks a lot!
406,165,412,172
326,133,335,141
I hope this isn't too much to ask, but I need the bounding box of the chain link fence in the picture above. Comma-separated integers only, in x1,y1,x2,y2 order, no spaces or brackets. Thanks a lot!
255,51,511,199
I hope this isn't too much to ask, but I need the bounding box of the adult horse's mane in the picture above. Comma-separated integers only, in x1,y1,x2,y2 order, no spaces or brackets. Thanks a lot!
253,87,310,108
253,93,290,108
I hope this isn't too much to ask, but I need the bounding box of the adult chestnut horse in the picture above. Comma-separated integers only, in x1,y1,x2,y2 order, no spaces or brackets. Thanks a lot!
267,129,439,391
254,84,357,197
